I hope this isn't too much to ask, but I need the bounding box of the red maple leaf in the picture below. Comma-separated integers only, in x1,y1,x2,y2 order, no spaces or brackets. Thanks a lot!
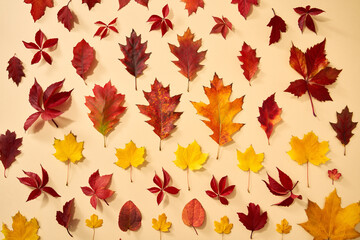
24,79,72,131
238,42,260,85
285,39,342,117
263,168,302,207
94,18,119,39
169,28,207,91
18,165,61,202
267,8,286,45
148,168,180,205
7,55,25,86
210,16,233,39
137,79,182,150
71,39,95,80
0,130,22,178
82,0,101,10
24,0,53,22
231,0,258,19
56,198,75,237
180,0,204,16
118,0,148,10
237,203,267,239
81,170,114,209
119,30,151,90
205,175,235,205
328,168,341,185
23,29,58,65
57,1,74,31
147,4,173,37
294,5,324,33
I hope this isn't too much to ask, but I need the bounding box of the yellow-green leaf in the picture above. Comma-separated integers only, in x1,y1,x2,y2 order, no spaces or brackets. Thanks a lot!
214,216,233,234
152,213,171,232
237,145,264,173
85,214,103,229
2,212,39,240
115,140,145,169
173,140,208,171
276,218,292,234
53,132,84,163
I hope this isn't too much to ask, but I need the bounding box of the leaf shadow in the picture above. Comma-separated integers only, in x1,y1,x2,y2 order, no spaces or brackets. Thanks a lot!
40,193,49,208
83,56,98,82
29,119,45,133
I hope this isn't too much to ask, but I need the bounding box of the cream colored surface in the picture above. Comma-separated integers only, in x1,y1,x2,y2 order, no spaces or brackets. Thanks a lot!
1,0,360,239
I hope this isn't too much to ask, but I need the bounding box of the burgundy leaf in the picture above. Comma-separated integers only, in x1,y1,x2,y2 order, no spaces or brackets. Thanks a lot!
0,130,22,178
17,177,37,188
267,9,286,45
210,16,233,39
205,175,235,205
147,187,160,193
148,5,173,37
164,186,180,194
42,187,61,197
237,203,267,239
206,190,218,198
219,197,229,205
94,18,118,39
277,167,293,190
57,5,74,31
7,55,25,86
71,39,95,80
273,196,295,207
157,190,164,205
153,173,162,188
118,200,142,232
163,168,170,188
27,189,42,202
148,168,180,205
294,5,324,33
210,175,218,193
82,0,101,10
56,198,75,237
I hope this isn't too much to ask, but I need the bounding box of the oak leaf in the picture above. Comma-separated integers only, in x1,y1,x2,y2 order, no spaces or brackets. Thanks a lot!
267,9,286,45
56,198,75,237
147,5,173,37
231,0,258,19
238,42,260,85
180,0,204,16
152,213,171,232
24,0,53,22
205,175,235,205
7,55,25,86
72,39,95,80
82,0,100,10
2,212,39,240
328,168,341,185
276,218,292,235
118,0,148,10
118,200,142,232
237,203,267,239
148,168,180,205
57,4,74,31
182,199,205,235
214,216,233,234
210,16,233,39
0,130,22,178
294,5,324,33
86,214,103,228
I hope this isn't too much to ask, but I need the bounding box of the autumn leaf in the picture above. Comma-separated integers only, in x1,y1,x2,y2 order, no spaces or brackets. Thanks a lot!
267,8,286,45
231,0,258,19
115,141,145,182
237,145,264,193
118,200,142,232
182,199,205,235
24,0,53,22
86,214,102,240
285,39,342,117
294,5,324,33
82,0,100,10
214,216,233,235
173,140,208,191
148,168,180,205
53,132,84,186
85,81,126,147
57,2,74,31
56,198,75,237
7,55,25,86
300,189,360,240
205,175,235,205
118,0,148,10
237,203,267,239
180,0,204,16
330,106,357,155
287,131,329,187
328,168,341,185
2,212,39,240
148,4,173,37
72,39,95,81
192,73,244,159
169,28,207,91
152,213,171,240
276,219,292,239
137,79,182,150
238,42,260,85
0,130,22,178
94,18,118,39
210,16,233,39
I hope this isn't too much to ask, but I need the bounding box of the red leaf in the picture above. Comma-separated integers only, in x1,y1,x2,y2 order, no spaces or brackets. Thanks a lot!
328,168,341,185
27,189,42,202
294,5,324,33
82,0,101,10
210,16,233,39
119,29,151,90
164,186,180,194
118,0,130,9
118,200,142,231
18,177,37,188
237,203,267,239
148,168,180,205
153,173,162,188
205,190,217,198
7,55,25,86
169,28,207,91
238,42,260,85
205,175,234,205
42,186,61,197
148,5,173,37
0,130,22,178
210,175,218,193
182,199,205,235
94,18,118,39
231,0,258,19
147,187,160,193
56,198,75,237
180,0,204,15
57,5,74,31
267,9,286,45
24,0,53,22
71,39,95,80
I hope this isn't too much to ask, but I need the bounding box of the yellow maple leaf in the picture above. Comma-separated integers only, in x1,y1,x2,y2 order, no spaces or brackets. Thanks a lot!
86,214,103,228
276,218,292,234
287,131,329,187
300,189,360,240
152,213,171,232
173,140,208,190
214,216,233,235
115,140,145,182
2,211,39,240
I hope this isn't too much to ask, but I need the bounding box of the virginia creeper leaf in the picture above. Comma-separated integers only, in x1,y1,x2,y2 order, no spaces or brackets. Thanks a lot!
56,198,75,237
214,216,233,235
2,212,39,240
238,42,260,85
237,203,267,239
147,5,173,36
182,199,205,235
294,5,324,33
0,130,22,178
210,16,233,39
152,213,171,232
267,9,286,45
276,219,292,235
82,0,101,10
180,0,204,16
7,55,25,86
231,0,258,19
328,168,341,185
72,39,95,80
94,18,118,39
118,200,142,232
57,5,74,31
24,0,53,22
205,175,235,205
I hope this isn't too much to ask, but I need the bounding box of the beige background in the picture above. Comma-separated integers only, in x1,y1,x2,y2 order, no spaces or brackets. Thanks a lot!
1,0,360,239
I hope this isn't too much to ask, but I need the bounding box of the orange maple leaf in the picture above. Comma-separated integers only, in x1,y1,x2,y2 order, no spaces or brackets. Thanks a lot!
180,0,204,16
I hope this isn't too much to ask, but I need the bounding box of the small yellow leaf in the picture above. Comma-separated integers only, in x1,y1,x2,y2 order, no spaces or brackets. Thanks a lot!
86,214,103,229
152,213,171,232
214,216,233,234
53,132,84,163
115,140,145,169
237,145,264,173
276,218,292,234
173,140,208,171
2,211,39,240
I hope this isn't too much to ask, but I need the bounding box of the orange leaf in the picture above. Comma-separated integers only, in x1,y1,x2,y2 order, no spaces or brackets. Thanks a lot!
180,0,204,16
238,42,260,85
182,199,205,235
24,0,53,22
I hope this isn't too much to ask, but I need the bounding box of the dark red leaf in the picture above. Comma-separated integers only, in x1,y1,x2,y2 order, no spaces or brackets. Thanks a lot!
164,186,180,194
153,173,162,188
100,29,108,39
35,30,44,46
205,175,235,205
82,0,101,10
219,196,229,205
31,51,42,64
94,26,106,37
26,189,42,202
273,196,295,207
156,190,164,205
43,38,58,48
148,5,173,37
56,198,75,237
219,176,227,193
23,30,57,65
162,168,170,188
264,174,287,196
277,167,293,190
294,5,324,33
41,51,52,64
81,186,94,196
71,39,95,80
17,177,37,188
42,186,61,197
147,187,160,193
238,42,260,85
23,170,41,187
24,112,41,131
148,168,180,205
267,9,286,45
57,5,74,31
206,190,218,198
23,41,39,49
24,0,53,22
118,200,142,231
221,185,235,196
162,4,169,17
40,165,48,187
210,175,218,193
7,55,25,86
94,18,118,39
237,203,267,239
118,0,130,9
231,0,258,19
210,16,233,39
0,130,22,177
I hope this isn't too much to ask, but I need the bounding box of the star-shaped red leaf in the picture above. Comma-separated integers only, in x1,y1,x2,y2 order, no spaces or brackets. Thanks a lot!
205,175,235,205
147,4,173,37
94,18,119,39
210,16,233,39
294,5,324,33
148,168,180,205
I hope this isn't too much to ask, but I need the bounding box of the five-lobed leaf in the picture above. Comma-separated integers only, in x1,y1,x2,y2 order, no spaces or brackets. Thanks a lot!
231,0,258,19
85,214,103,228
238,42,260,85
57,5,74,31
328,168,342,185
180,0,204,16
2,211,39,240
7,55,25,86
152,213,171,232
294,5,324,33
148,168,180,205
94,18,118,39
267,9,287,45
118,200,142,232
214,216,233,234
205,175,235,205
210,16,233,39
24,0,53,22
72,39,95,80
276,218,292,234
56,198,75,237
182,198,205,235
237,203,268,239
0,130,22,178
147,4,173,37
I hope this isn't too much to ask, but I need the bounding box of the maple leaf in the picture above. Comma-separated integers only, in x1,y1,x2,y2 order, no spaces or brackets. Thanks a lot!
56,198,75,237
267,8,286,45
137,79,182,150
24,0,53,22
210,16,233,39
72,39,95,81
0,130,22,178
206,175,235,205
192,73,244,159
285,39,342,117
118,200,142,232
257,93,282,144
24,79,72,131
263,168,302,207
81,170,114,209
53,132,84,186
231,0,258,19
115,140,145,182
82,0,100,10
237,203,267,239
148,168,180,205
236,145,264,193
173,140,208,191
276,218,292,236
328,168,342,185
57,2,74,31
85,81,126,147
152,213,171,233
2,212,39,240
294,5,324,33
23,29,58,65
300,189,360,240
118,0,148,10
119,29,151,90
7,55,25,86
180,0,204,16
330,106,357,155
182,199,205,235
86,214,103,228
94,18,119,39
214,216,233,235
287,131,329,187
169,28,207,91
147,4,173,37
238,42,260,85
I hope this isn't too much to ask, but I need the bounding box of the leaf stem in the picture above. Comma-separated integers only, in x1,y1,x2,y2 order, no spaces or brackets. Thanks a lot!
104,199,109,206
193,226,198,235
222,233,224,240
52,119,59,128
332,179,334,185
272,8,276,15
281,233,283,240
187,79,190,92
250,230,253,239
159,138,162,151
306,160,310,188
344,144,346,156
160,230,162,240
67,228,73,238
187,168,190,191
93,228,95,240
307,90,316,117
130,165,133,183
216,144,220,160
66,160,70,186
4,169,7,178
67,0,72,6
103,135,106,148
135,77,137,91
247,170,251,193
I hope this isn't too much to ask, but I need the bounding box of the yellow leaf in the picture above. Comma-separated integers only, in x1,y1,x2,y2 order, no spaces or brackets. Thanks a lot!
152,213,171,232
237,145,264,173
115,141,145,169
276,218,292,234
214,216,233,234
2,211,39,240
173,140,208,171
85,214,103,229
53,132,84,163
300,189,360,240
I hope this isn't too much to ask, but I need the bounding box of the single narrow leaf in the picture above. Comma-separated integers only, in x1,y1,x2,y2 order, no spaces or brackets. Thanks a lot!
7,55,25,86
276,219,292,234
214,216,233,234
72,39,95,80
0,130,22,178
118,201,142,232
267,9,286,45
294,5,324,33
24,0,53,22
210,16,233,39
2,212,39,240
238,42,260,85
182,199,205,235
57,5,74,31
82,0,101,10
328,168,341,185
237,203,267,239
180,0,204,16
86,214,103,228
231,0,258,19
56,198,75,237
152,213,172,232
